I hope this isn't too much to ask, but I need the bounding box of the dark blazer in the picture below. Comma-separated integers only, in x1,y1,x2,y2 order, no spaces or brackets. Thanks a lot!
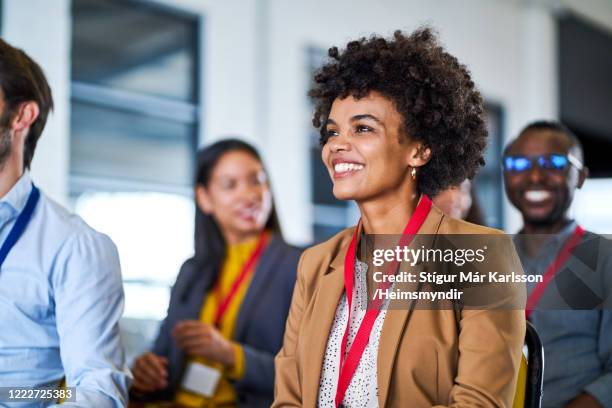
143,235,300,407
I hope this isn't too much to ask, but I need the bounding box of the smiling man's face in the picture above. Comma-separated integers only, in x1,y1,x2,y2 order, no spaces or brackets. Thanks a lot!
504,129,585,227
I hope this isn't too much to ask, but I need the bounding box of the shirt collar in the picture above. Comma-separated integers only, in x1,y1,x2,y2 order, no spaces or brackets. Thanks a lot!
553,220,579,244
0,172,34,214
513,219,579,260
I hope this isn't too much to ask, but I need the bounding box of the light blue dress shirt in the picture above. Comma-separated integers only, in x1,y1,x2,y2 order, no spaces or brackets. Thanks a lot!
0,173,131,407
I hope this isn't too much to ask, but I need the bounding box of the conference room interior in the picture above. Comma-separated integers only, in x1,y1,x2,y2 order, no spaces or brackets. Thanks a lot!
2,0,611,367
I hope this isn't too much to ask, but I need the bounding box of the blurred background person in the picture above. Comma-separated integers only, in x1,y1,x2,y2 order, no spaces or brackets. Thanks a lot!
504,121,612,408
130,139,300,407
433,179,485,225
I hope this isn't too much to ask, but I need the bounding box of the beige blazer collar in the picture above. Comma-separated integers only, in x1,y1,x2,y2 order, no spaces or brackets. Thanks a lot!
302,204,445,407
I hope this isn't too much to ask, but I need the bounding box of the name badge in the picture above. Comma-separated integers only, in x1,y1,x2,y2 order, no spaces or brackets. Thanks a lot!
181,362,221,397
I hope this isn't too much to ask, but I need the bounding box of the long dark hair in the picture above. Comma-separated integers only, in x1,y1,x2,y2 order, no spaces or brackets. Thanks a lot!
193,139,282,280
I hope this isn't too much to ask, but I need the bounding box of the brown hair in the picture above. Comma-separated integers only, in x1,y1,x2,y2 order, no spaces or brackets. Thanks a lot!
0,39,54,169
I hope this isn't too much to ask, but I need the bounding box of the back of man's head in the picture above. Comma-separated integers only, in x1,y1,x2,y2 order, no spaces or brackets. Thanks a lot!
0,38,54,169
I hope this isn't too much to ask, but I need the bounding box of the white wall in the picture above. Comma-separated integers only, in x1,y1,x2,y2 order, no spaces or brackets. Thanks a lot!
2,0,71,206
3,0,612,242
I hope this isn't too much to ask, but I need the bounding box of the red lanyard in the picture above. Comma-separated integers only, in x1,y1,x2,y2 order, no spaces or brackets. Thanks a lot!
335,195,432,407
525,225,585,319
214,232,269,327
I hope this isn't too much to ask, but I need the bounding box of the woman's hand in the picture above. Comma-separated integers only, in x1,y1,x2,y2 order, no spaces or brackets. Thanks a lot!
131,352,169,393
172,320,236,367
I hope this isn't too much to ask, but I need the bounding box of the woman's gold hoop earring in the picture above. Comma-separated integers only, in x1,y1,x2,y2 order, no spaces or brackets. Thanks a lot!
411,167,417,180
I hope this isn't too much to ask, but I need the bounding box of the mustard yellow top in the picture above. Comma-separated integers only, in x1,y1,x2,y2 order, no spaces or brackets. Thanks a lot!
512,354,528,408
175,234,266,407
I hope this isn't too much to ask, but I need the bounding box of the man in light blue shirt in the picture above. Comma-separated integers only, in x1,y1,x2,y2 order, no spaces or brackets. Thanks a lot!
0,39,131,406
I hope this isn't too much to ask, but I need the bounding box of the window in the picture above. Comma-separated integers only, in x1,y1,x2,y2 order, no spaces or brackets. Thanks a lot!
473,103,505,228
71,0,201,321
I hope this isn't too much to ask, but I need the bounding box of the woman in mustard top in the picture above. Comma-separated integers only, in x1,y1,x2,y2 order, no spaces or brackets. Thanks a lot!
131,139,301,407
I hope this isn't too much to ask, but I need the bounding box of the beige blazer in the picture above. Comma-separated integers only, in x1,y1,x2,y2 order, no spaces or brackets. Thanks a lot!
273,205,526,407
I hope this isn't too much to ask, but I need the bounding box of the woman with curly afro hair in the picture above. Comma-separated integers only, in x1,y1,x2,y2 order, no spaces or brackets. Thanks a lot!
272,28,526,407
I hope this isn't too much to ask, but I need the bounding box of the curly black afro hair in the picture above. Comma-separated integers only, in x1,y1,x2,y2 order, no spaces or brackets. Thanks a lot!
309,27,487,197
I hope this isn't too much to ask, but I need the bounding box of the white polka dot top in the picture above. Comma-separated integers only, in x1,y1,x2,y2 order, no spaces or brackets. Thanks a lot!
317,260,387,408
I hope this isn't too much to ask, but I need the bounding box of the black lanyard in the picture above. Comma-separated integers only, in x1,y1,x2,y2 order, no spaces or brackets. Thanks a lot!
0,183,40,270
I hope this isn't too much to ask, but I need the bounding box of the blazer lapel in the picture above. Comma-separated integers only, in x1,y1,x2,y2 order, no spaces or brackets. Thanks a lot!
301,229,354,408
377,206,444,406
233,236,283,340
181,262,215,320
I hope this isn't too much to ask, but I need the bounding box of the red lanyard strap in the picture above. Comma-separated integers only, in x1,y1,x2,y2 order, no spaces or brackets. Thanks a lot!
335,195,432,407
214,232,269,327
525,225,585,319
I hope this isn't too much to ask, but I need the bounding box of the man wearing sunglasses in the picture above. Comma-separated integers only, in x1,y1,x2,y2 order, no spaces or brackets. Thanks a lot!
504,120,612,408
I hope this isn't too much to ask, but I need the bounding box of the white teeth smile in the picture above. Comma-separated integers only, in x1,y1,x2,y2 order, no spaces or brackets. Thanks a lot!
524,190,552,203
237,208,258,218
334,162,364,173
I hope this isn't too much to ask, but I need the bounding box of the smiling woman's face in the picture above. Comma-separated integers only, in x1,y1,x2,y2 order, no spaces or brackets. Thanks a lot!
321,91,423,203
196,150,272,243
